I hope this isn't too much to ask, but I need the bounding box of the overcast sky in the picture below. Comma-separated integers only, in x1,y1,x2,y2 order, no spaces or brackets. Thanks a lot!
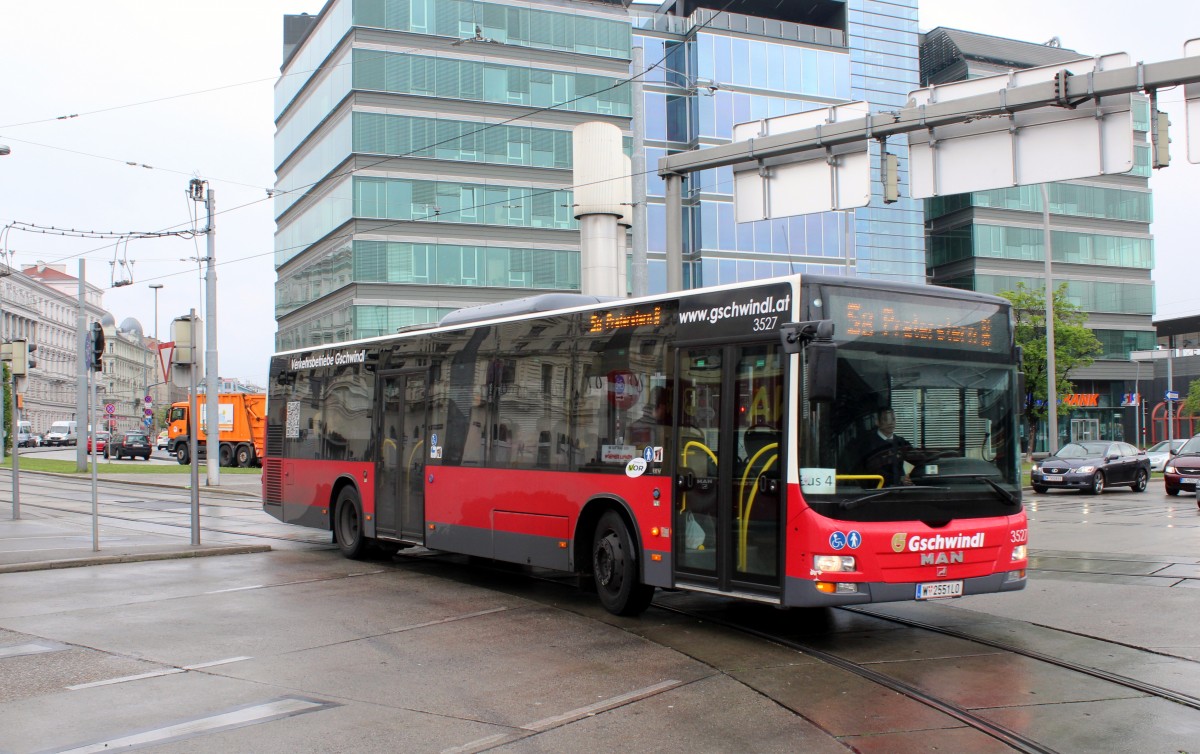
1,1,1196,387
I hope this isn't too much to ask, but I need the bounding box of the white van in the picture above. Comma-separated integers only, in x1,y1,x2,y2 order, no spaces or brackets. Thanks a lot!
17,421,39,447
44,420,78,446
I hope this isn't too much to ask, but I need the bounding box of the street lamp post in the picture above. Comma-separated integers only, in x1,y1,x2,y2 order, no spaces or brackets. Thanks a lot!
149,283,163,341
147,284,164,436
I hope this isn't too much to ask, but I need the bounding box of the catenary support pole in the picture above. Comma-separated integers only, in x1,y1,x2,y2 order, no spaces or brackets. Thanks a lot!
77,260,88,471
665,174,683,292
1041,183,1058,455
204,189,220,485
190,309,201,545
630,45,648,298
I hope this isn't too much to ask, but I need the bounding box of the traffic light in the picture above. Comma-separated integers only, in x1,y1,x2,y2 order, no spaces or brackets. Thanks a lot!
90,322,105,372
1153,110,1171,168
10,338,28,376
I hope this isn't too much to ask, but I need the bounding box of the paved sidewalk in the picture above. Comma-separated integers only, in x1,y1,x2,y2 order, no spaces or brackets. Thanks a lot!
0,470,271,574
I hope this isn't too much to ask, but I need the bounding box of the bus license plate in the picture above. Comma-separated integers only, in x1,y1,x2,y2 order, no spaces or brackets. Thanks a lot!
1043,475,1063,482
916,580,963,600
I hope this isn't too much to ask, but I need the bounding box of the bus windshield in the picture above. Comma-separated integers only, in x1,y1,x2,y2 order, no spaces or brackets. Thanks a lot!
799,286,1021,523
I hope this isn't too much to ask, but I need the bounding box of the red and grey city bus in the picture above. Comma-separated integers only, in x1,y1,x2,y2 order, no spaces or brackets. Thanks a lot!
263,274,1027,615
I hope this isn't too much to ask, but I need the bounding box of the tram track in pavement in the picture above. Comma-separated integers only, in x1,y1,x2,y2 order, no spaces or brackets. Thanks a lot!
649,598,1060,754
841,605,1200,712
386,554,1200,752
3,473,330,547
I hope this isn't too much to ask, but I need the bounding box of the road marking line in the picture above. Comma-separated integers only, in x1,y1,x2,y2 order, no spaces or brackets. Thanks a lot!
68,668,185,690
441,679,683,754
184,656,252,669
390,606,511,633
206,585,264,593
523,679,683,730
0,641,66,659
54,696,332,753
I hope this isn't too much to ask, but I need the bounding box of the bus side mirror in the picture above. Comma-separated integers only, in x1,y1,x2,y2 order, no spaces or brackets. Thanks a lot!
807,341,837,403
780,320,837,403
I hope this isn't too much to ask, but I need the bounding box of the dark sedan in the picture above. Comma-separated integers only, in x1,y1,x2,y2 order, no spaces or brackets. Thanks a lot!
1163,436,1200,501
1031,441,1150,494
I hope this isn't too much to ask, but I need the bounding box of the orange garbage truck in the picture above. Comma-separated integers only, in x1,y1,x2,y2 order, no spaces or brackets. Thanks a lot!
167,393,266,467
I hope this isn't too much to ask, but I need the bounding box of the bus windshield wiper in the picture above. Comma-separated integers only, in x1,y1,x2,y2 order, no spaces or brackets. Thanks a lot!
840,485,940,510
921,474,1020,506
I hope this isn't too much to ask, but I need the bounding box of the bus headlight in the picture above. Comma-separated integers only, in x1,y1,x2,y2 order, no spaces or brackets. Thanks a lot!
1011,545,1027,562
814,555,856,572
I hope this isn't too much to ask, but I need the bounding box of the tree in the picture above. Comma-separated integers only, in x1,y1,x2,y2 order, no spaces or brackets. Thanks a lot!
998,282,1102,459
1183,378,1200,418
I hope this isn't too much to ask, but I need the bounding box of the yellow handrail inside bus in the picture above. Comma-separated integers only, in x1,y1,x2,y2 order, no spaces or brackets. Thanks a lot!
738,445,778,572
679,440,718,514
406,440,425,475
835,474,884,489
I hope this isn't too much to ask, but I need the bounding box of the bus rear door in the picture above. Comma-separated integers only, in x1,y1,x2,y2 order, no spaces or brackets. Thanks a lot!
673,341,785,600
376,371,428,542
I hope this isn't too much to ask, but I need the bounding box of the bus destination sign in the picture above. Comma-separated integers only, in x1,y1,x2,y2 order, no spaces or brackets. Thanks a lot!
825,289,1006,353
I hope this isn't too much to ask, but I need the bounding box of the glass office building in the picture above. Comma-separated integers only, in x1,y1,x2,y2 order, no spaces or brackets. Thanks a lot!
921,28,1157,448
273,0,923,350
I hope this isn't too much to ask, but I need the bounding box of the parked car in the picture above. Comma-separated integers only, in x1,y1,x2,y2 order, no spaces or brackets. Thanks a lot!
107,431,152,460
1163,436,1200,498
17,421,40,448
86,431,111,454
1146,439,1186,473
156,430,168,450
1031,441,1151,494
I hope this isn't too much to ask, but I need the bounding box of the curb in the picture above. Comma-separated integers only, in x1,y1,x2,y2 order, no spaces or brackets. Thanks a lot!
0,544,272,574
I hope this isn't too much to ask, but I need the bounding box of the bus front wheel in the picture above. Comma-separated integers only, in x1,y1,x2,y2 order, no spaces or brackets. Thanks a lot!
592,510,654,616
334,487,368,560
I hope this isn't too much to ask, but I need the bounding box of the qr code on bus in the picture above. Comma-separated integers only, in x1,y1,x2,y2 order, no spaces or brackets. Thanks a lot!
286,401,300,439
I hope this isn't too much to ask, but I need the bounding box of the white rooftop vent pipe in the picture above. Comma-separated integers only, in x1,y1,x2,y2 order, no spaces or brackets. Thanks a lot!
573,122,631,297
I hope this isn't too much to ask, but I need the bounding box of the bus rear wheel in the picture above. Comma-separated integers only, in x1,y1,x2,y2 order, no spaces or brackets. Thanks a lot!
592,510,654,616
334,487,368,560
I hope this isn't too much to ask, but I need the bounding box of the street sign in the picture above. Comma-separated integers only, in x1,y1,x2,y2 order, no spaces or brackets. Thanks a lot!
144,417,152,427
908,53,1135,198
144,408,153,417
1166,390,1180,401
733,102,872,220
104,403,116,415
145,395,152,404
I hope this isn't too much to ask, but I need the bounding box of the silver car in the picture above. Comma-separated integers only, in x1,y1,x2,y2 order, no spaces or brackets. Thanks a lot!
1146,439,1186,472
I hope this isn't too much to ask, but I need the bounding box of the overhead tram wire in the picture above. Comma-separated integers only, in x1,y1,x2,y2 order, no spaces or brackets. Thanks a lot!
0,38,446,131
23,1,751,278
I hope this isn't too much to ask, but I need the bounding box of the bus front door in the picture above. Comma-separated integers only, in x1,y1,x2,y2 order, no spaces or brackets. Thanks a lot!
674,342,784,598
376,372,428,542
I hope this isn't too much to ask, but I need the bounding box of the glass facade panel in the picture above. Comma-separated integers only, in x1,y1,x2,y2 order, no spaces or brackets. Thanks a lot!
930,225,1153,269
973,275,1154,315
943,184,1155,223
1092,329,1157,360
276,0,353,118
353,176,577,230
276,177,354,266
353,49,632,116
352,240,579,290
354,0,631,59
